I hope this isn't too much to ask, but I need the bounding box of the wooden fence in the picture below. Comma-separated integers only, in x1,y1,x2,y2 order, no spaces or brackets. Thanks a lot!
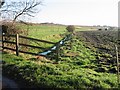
2,34,60,60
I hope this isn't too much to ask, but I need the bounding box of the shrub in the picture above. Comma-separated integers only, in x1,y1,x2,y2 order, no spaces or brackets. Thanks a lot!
2,22,29,54
66,25,75,33
2,22,28,35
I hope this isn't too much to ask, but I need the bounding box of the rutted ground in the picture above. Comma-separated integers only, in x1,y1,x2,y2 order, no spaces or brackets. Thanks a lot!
76,30,118,73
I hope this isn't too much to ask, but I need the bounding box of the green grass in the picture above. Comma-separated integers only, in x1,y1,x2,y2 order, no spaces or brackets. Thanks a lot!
18,24,95,42
17,24,97,50
17,24,67,53
18,24,66,41
17,24,67,52
58,36,96,66
3,23,118,89
2,34,118,89
3,53,118,89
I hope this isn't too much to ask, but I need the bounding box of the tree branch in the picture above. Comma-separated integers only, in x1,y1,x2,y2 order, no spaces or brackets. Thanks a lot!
1,0,43,23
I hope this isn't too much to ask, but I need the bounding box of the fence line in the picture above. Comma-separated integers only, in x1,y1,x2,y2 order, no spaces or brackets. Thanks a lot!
2,34,59,58
115,44,120,87
3,47,39,55
3,34,56,44
19,35,56,44
3,40,46,50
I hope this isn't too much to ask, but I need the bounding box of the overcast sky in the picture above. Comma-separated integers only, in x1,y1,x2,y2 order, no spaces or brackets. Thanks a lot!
5,0,120,26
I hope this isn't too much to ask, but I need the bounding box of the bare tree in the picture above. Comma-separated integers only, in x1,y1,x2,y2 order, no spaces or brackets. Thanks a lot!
1,0,43,23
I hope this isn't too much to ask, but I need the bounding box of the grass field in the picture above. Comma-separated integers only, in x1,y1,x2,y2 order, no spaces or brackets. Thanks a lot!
18,23,96,42
3,23,118,89
17,24,97,53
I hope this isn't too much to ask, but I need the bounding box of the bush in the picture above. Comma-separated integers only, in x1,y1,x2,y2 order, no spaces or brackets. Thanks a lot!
2,22,28,35
66,25,75,33
2,22,29,53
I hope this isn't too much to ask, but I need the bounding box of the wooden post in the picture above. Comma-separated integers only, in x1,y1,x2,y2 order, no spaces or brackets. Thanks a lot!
16,34,19,56
2,34,4,51
115,44,119,87
56,43,59,62
70,33,73,49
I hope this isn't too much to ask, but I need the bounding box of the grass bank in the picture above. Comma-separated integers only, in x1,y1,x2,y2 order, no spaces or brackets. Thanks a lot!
2,53,117,89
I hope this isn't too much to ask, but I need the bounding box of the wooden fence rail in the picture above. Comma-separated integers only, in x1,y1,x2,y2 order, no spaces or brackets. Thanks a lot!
3,40,46,50
3,34,56,44
2,34,59,58
19,35,56,44
3,47,39,55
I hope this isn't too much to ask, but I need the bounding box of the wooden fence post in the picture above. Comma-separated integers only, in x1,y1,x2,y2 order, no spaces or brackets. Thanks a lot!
115,44,119,87
56,43,60,62
2,34,4,51
16,34,19,56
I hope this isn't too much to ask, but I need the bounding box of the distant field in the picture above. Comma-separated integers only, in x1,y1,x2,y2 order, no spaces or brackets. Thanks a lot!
18,24,96,42
17,24,98,53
